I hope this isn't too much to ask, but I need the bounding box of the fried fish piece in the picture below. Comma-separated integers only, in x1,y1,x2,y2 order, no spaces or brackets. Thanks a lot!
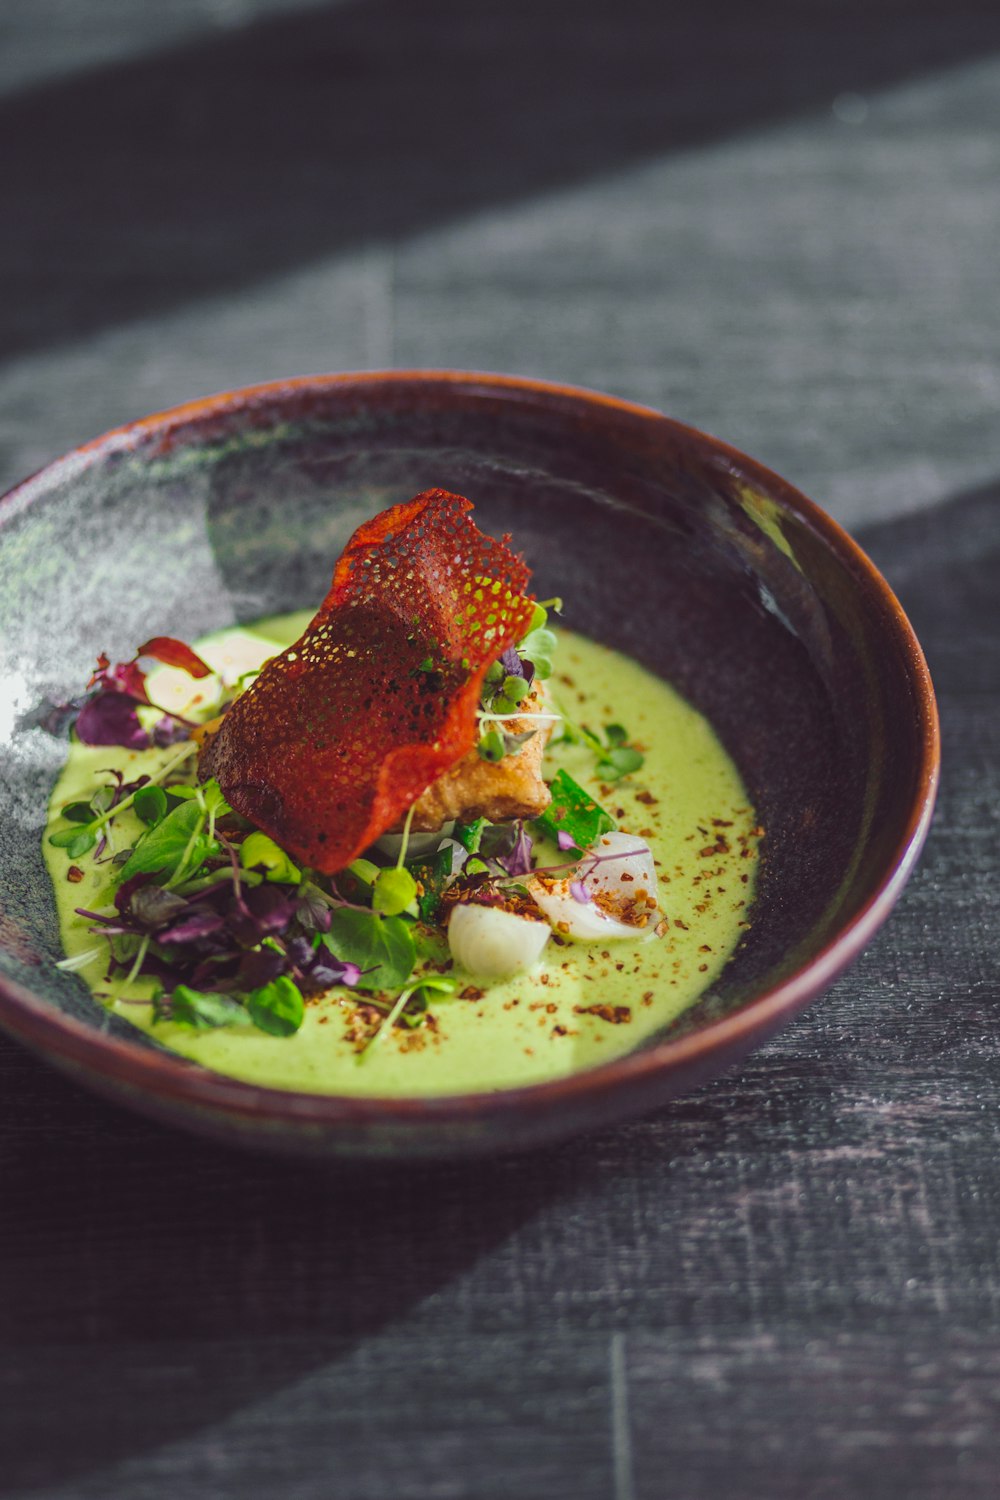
399,684,553,831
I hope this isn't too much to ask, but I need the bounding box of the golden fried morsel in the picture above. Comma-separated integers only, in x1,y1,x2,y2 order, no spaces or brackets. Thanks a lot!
400,684,553,831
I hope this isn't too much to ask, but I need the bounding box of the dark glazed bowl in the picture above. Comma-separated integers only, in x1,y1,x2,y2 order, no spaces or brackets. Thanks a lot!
0,373,939,1158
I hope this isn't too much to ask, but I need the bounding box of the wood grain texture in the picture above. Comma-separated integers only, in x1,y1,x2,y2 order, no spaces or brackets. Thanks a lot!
2,2,999,1496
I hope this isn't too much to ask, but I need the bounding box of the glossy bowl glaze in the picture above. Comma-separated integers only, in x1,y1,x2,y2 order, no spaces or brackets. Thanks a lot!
0,373,939,1157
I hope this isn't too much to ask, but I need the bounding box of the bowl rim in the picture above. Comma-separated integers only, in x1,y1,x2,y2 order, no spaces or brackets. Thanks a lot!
0,369,941,1133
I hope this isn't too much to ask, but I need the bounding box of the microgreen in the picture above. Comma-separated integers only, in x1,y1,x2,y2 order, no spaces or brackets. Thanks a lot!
61,801,97,824
408,843,459,921
49,826,98,858
372,866,419,917
534,769,617,852
346,857,379,887
246,974,305,1036
120,799,206,882
597,746,644,780
554,712,646,783
71,638,216,750
477,728,506,763
47,743,198,858
154,985,246,1030
479,820,534,877
454,818,487,854
323,908,416,993
240,831,302,885
134,785,168,826
358,972,459,1054
517,626,557,680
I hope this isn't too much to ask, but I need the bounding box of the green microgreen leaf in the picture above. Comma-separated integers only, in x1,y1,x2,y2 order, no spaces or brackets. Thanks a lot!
48,826,95,855
596,746,645,781
454,818,487,854
415,974,459,1000
134,785,168,826
90,786,117,815
156,986,246,1030
534,768,617,852
67,828,97,858
247,975,305,1036
477,729,506,763
323,909,416,993
372,866,418,918
120,799,205,882
553,710,645,781
395,973,460,1027
61,801,96,824
200,778,232,818
408,845,455,921
518,626,557,680
240,831,301,885
502,674,530,704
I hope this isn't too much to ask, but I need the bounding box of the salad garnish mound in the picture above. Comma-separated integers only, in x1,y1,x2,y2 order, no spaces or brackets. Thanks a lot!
48,491,659,1051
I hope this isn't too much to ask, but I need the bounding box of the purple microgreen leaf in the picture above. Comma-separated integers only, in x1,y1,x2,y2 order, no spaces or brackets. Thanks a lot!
151,716,192,747
88,652,149,703
157,909,226,946
128,885,190,930
503,822,534,877
75,692,151,749
557,830,575,852
296,883,333,933
227,883,295,946
570,880,591,904
238,947,287,990
499,645,534,684
114,871,156,913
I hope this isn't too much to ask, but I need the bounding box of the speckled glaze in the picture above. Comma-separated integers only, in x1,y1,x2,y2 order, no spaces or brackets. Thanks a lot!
0,373,939,1158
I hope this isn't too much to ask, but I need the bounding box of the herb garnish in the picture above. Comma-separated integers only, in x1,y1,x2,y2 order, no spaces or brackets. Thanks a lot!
553,715,645,783
533,769,617,852
476,599,562,761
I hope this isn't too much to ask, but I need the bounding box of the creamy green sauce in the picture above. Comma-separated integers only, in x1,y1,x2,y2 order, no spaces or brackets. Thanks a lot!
45,621,760,1096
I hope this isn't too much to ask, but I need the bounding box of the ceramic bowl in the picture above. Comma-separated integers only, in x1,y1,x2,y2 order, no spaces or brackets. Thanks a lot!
0,373,939,1157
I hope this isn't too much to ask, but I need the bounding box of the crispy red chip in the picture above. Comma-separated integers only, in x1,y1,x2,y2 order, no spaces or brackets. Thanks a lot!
200,490,535,873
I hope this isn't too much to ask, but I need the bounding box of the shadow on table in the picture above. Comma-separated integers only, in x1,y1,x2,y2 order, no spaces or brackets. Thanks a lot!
0,1050,594,1494
5,0,1000,365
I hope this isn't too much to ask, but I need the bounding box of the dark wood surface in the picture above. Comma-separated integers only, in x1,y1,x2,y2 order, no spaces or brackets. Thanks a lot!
2,5,998,1495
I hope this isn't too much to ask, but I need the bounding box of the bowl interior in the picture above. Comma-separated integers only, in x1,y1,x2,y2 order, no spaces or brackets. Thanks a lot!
0,375,932,1127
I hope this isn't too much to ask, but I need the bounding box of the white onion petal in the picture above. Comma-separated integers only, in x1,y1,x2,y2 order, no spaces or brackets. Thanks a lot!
584,831,659,907
448,903,550,981
527,831,660,942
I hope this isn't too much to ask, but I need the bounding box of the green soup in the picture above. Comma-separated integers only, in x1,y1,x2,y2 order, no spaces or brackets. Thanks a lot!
45,621,760,1096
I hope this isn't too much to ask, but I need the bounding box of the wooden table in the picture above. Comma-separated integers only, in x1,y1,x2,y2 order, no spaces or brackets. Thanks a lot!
2,4,998,1495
